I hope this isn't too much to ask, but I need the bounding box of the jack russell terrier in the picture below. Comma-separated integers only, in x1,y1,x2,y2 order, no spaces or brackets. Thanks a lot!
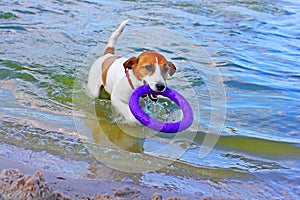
87,20,176,122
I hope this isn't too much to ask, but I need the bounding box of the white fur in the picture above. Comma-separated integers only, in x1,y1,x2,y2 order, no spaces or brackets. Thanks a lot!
87,54,112,98
87,20,129,99
107,19,129,48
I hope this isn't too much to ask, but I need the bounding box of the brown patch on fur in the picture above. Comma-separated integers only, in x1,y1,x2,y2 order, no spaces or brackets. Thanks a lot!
102,56,120,85
123,57,136,70
123,52,176,80
167,61,176,76
104,47,115,55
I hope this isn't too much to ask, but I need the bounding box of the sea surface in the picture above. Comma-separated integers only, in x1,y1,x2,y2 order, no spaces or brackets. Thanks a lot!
0,0,299,199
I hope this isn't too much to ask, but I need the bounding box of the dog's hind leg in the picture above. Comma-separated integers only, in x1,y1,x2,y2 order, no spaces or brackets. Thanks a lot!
104,19,129,55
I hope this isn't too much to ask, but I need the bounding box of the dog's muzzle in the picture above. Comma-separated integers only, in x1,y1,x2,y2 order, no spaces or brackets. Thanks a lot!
155,82,166,92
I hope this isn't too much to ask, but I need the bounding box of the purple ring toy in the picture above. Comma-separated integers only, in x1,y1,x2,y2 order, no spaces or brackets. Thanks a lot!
129,85,193,133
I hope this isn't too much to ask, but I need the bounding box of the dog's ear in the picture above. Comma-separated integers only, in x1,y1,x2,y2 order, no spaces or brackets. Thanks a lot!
168,61,176,76
123,57,137,70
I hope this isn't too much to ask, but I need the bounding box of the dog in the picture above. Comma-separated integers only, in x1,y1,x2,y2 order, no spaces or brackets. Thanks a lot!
87,20,176,122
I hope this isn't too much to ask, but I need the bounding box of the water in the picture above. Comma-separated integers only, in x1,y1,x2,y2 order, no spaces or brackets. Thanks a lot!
1,0,300,199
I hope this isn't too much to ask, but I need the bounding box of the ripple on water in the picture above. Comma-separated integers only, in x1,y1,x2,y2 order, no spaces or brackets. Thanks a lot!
0,0,300,198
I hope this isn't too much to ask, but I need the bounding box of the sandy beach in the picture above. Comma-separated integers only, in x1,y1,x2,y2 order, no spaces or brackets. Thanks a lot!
0,155,201,200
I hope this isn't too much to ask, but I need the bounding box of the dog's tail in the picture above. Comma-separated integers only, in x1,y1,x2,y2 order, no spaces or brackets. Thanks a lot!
104,19,129,55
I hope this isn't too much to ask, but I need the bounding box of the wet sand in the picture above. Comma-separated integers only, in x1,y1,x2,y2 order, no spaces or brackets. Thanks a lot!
0,156,201,200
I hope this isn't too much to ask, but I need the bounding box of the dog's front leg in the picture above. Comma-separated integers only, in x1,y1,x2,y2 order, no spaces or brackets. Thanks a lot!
111,95,138,124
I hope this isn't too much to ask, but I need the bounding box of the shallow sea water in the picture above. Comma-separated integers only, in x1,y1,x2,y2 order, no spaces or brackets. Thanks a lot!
1,0,300,199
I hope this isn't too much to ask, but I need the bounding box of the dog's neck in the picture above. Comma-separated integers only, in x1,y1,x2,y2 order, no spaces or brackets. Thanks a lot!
125,69,135,90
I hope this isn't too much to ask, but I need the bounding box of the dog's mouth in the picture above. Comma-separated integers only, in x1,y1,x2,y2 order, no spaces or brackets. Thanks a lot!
143,80,158,101
149,93,158,101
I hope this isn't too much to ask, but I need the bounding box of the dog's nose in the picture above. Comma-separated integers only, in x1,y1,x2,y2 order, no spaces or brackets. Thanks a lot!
156,83,166,92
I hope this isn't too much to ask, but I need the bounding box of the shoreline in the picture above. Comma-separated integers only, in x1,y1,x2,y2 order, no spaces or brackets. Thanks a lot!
0,155,199,200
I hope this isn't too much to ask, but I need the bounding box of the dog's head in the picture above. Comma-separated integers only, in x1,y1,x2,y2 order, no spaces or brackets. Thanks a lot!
123,52,176,92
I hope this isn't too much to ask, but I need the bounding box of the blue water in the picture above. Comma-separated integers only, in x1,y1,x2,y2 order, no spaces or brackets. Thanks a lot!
1,0,300,199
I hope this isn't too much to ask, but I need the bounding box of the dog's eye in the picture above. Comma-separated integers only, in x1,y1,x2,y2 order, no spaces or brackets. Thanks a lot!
145,65,153,71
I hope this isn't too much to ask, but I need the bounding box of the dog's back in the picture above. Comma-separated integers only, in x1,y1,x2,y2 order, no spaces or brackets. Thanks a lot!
87,20,129,98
